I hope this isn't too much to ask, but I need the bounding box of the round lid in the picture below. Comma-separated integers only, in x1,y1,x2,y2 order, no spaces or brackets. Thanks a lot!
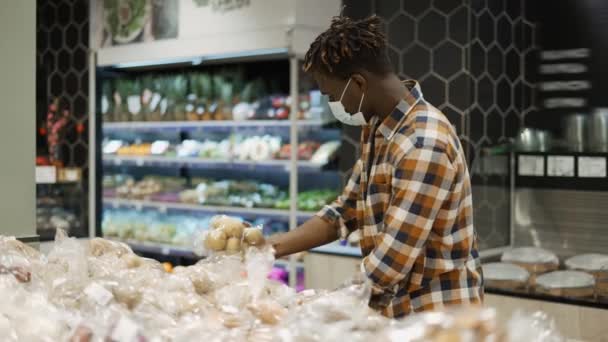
482,262,530,282
536,271,595,289
565,254,608,272
501,247,559,265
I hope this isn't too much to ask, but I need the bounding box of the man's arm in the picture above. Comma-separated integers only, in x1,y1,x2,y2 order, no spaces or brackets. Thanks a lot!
269,216,339,258
269,159,363,258
362,148,455,291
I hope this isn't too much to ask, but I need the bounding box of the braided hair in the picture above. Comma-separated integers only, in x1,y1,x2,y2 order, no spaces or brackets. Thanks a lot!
303,15,392,78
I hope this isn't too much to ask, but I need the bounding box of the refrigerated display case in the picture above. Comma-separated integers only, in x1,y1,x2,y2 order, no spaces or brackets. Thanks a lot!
88,0,346,287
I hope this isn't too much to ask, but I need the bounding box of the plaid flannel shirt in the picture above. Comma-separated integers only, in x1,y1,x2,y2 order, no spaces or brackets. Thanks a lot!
317,80,483,318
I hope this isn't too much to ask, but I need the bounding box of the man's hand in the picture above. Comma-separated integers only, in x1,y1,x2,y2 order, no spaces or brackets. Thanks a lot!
268,216,340,258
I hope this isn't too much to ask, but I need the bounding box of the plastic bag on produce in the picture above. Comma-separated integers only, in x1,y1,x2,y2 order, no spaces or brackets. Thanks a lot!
506,310,564,342
0,236,42,260
47,229,89,283
172,263,212,295
88,237,133,257
264,279,296,308
0,282,75,341
245,245,275,301
386,307,497,342
194,215,266,257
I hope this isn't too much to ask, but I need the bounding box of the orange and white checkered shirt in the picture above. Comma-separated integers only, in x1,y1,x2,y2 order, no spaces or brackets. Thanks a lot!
317,80,483,318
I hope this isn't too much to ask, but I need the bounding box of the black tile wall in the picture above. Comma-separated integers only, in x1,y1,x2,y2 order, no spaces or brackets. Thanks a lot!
37,0,90,168
37,0,90,237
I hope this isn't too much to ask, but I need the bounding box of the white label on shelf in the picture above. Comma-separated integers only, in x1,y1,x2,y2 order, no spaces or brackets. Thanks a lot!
64,169,79,182
84,283,113,305
518,155,545,176
111,316,139,342
161,247,170,255
36,166,57,184
547,156,575,177
114,158,122,166
158,205,167,214
112,200,119,209
136,158,145,166
135,202,143,211
578,157,607,177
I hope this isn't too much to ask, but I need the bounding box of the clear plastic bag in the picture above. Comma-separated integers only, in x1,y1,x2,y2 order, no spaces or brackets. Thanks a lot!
507,310,564,342
194,215,266,257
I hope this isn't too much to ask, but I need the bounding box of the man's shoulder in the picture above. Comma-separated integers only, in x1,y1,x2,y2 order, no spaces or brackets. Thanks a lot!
389,102,460,163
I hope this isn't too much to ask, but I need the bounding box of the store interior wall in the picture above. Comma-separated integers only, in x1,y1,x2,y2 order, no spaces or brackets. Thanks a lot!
0,1,36,237
36,0,90,238
512,0,608,255
341,0,537,250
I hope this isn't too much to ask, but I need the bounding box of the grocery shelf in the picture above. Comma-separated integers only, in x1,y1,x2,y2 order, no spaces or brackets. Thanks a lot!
274,259,305,268
310,242,362,258
107,237,198,258
103,119,333,131
103,197,316,218
102,155,326,171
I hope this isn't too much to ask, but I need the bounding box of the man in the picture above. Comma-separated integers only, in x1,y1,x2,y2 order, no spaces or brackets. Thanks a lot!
269,15,483,318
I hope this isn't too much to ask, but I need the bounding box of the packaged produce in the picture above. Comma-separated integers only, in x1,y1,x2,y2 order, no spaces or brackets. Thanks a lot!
0,225,566,341
483,262,530,291
199,215,267,256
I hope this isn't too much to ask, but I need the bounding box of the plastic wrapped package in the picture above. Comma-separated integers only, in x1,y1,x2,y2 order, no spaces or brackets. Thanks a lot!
506,311,564,342
245,245,275,301
482,262,530,291
88,237,133,257
172,263,212,295
0,236,42,260
280,274,384,341
535,270,596,298
0,279,75,341
501,247,559,274
196,215,266,257
565,253,608,297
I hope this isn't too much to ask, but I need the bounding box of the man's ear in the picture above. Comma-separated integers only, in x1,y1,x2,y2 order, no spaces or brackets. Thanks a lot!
351,74,367,93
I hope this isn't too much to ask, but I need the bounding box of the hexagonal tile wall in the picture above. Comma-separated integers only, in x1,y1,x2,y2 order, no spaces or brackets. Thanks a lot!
37,0,89,236
37,0,89,169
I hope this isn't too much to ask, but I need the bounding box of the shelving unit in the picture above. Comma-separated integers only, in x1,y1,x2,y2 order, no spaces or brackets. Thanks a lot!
89,0,345,290
102,155,326,171
103,119,331,130
103,197,316,218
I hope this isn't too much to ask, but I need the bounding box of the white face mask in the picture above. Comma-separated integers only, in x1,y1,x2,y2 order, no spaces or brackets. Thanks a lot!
327,78,367,126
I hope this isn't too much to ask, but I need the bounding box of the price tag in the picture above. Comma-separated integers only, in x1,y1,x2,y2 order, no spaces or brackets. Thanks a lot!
135,202,143,211
65,170,79,181
518,155,545,176
36,166,56,184
158,205,167,214
136,158,144,166
161,246,170,255
114,158,122,166
112,200,119,209
111,316,139,342
547,156,575,177
578,157,607,177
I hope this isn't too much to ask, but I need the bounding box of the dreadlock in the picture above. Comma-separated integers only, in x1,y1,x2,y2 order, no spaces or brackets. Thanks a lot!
303,14,392,78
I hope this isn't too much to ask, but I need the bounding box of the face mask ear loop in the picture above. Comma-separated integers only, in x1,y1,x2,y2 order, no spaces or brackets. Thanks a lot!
357,92,365,112
339,78,352,102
